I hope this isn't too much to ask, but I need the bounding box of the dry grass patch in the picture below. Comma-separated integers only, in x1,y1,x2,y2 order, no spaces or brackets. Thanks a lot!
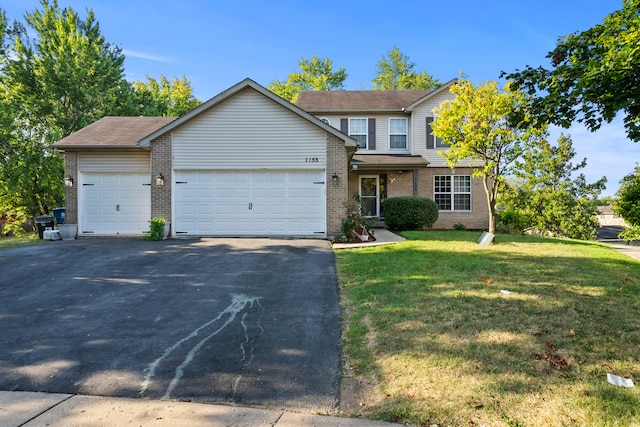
337,231,640,426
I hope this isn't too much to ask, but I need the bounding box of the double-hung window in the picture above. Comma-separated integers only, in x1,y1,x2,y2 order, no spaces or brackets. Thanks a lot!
349,118,368,149
434,175,471,211
389,118,407,149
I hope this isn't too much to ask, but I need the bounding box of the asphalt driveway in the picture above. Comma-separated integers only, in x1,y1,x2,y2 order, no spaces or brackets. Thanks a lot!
0,238,341,412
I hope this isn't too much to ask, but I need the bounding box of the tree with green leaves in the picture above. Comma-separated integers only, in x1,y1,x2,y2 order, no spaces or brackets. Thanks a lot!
500,134,606,240
431,80,546,234
5,0,127,137
614,165,640,241
503,0,640,141
0,1,129,220
268,55,347,102
372,45,441,90
129,75,200,117
0,2,202,224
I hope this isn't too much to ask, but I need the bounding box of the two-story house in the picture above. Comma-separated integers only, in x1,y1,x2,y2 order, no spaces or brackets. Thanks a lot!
52,78,489,239
296,79,489,230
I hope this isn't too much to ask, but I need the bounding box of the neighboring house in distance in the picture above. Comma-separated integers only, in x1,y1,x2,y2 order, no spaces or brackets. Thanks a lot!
296,80,489,230
597,205,626,227
52,77,489,239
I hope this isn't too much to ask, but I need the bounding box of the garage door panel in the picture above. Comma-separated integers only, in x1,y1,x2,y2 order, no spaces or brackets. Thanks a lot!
100,220,118,233
102,175,118,185
81,173,150,235
102,190,118,201
174,170,325,236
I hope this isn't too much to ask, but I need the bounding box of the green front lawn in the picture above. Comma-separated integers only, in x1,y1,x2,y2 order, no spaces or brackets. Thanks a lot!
336,231,640,426
0,234,39,249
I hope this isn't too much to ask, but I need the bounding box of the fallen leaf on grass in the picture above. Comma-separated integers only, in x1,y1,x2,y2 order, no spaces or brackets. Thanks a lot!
535,341,569,373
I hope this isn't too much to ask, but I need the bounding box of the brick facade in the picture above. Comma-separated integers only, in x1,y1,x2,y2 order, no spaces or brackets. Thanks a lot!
419,167,489,230
325,133,352,238
150,133,172,223
63,152,79,224
345,166,490,231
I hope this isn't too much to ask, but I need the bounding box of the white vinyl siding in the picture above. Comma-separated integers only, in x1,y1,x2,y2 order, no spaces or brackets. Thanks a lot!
321,114,412,154
172,90,326,170
78,152,150,172
411,91,476,167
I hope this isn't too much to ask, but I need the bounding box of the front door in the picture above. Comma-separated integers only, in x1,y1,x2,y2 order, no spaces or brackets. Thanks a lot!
359,175,380,217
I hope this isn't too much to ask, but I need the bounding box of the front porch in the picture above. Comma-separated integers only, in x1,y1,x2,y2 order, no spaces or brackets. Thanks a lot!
348,154,428,220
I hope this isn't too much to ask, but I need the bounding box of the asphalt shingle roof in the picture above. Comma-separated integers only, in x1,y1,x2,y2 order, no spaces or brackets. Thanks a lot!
53,116,176,148
296,90,434,113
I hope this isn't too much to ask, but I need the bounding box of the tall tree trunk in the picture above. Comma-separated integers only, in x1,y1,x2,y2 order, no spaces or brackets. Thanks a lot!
482,175,496,234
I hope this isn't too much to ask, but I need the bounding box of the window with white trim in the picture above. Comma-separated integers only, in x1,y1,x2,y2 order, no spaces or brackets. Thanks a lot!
389,118,407,149
349,118,368,149
434,175,471,211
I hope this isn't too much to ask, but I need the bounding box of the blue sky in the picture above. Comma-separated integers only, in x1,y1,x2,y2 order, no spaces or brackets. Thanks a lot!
4,0,638,197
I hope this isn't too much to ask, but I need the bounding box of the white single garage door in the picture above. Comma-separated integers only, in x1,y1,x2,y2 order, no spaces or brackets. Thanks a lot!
81,173,151,235
174,170,326,236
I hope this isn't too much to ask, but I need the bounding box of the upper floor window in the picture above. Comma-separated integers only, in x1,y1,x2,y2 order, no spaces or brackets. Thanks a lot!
349,118,368,149
434,175,471,211
389,118,407,149
435,135,450,148
427,116,451,149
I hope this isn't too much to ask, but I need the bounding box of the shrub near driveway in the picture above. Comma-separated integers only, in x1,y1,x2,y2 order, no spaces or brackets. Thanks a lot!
336,231,640,427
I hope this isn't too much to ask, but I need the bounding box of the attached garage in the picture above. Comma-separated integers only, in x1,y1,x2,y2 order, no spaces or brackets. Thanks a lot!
173,170,326,236
54,79,357,238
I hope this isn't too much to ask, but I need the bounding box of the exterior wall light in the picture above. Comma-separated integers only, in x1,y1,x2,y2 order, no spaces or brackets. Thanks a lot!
332,173,339,183
64,175,74,187
156,173,165,186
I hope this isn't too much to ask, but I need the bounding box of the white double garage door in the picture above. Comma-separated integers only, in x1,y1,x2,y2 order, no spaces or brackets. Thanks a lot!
82,170,326,237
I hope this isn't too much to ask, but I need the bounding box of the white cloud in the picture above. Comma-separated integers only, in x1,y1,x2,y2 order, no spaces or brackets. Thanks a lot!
122,49,174,63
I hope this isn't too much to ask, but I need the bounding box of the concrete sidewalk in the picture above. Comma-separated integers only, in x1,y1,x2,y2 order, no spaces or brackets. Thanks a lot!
0,391,398,427
331,229,405,250
609,243,640,261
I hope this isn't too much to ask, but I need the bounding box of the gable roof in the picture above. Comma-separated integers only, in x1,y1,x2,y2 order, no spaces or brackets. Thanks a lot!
296,79,459,114
297,90,433,113
138,78,357,148
52,116,176,150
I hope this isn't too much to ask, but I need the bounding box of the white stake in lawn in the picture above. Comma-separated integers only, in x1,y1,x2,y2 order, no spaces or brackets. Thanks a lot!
607,373,635,388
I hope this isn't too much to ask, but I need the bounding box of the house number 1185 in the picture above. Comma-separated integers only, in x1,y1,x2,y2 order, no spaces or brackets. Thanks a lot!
305,157,319,163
